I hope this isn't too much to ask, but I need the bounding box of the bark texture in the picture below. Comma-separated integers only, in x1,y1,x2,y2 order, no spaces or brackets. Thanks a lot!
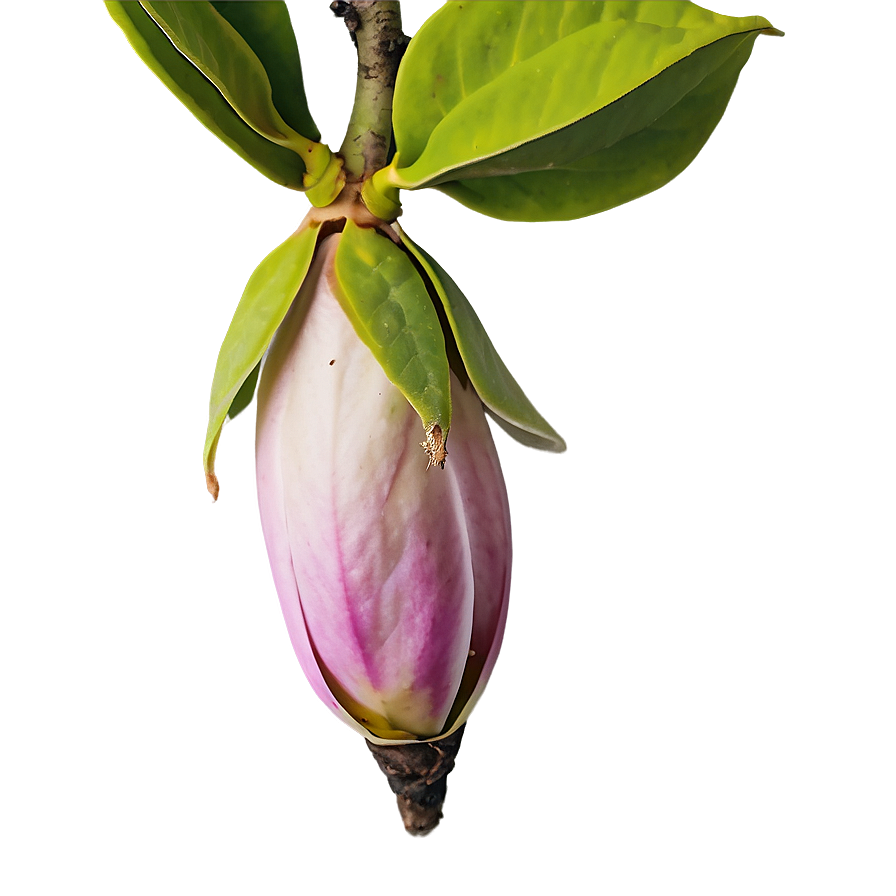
332,1,408,180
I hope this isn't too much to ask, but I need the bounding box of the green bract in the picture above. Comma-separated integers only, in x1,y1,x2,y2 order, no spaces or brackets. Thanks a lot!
398,228,565,452
332,222,452,452
204,223,322,498
370,0,780,221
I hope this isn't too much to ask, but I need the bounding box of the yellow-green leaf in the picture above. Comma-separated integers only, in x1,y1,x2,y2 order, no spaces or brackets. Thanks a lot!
332,222,451,450
398,227,565,451
389,0,771,188
141,1,315,153
437,30,763,221
209,2,320,143
226,361,260,421
205,223,322,498
106,1,308,188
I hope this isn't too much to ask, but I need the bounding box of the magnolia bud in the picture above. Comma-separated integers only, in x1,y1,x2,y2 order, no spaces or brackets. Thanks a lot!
255,234,511,746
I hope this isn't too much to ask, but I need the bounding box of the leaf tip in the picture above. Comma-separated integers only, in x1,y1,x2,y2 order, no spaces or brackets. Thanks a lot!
761,27,785,37
421,424,448,470
206,470,220,502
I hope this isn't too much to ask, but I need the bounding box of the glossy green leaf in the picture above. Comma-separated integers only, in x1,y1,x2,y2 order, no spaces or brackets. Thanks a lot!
210,1,320,142
386,1,779,219
398,227,565,452
437,31,762,221
140,2,315,153
105,2,307,188
205,223,322,497
333,222,451,442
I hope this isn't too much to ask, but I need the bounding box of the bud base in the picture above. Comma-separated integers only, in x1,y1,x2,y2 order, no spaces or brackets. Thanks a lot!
365,725,465,836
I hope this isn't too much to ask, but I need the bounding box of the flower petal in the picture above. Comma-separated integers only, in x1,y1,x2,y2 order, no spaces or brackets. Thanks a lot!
258,235,484,740
441,378,512,733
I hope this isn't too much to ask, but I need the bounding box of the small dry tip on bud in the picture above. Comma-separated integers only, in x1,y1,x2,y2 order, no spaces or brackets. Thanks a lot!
206,471,220,502
421,424,447,470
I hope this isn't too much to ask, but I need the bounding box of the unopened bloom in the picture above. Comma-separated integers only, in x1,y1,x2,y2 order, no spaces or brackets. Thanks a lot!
255,234,511,743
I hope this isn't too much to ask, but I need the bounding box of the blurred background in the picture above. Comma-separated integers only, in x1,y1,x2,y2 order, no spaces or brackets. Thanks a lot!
2,2,893,893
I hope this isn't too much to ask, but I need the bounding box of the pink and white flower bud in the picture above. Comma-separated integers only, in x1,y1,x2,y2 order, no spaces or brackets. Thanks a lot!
255,234,511,744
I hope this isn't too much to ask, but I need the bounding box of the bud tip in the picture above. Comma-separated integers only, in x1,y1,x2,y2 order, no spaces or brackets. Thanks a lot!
206,471,220,501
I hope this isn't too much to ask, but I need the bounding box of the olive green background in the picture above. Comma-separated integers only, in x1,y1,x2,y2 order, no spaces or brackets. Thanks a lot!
3,3,893,895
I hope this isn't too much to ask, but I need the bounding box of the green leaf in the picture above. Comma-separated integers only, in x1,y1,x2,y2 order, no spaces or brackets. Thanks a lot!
105,2,307,188
437,31,762,221
387,1,779,220
226,361,260,421
398,227,565,452
332,222,451,445
210,1,320,143
205,223,322,497
140,2,315,153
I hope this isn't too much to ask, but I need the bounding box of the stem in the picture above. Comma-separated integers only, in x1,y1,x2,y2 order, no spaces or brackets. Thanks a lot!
333,1,407,181
366,725,465,836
